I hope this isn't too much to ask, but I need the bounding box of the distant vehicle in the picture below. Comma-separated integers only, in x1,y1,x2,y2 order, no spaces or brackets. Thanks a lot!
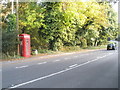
107,40,117,50
107,43,116,50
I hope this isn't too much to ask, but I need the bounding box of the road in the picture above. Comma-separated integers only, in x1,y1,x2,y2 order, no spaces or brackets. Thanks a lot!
2,49,118,89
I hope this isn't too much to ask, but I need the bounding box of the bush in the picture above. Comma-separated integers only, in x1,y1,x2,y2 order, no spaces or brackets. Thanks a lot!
2,31,19,57
2,14,18,59
80,38,87,48
60,46,81,52
38,49,54,54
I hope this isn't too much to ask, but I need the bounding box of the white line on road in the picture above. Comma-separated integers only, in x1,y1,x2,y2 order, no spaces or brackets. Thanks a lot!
108,53,113,55
16,65,28,69
64,58,71,60
103,55,107,57
9,53,111,88
69,64,78,68
100,55,107,58
73,56,78,58
38,62,47,65
9,57,101,89
97,56,102,59
97,54,109,59
53,60,60,62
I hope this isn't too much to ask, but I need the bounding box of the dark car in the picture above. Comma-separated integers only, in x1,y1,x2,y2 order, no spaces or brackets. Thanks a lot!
107,43,116,50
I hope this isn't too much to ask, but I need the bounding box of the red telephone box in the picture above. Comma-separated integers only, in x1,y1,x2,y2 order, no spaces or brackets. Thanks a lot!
19,34,31,57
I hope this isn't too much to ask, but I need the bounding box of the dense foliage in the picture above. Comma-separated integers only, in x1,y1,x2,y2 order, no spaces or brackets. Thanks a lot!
2,14,19,57
1,1,118,57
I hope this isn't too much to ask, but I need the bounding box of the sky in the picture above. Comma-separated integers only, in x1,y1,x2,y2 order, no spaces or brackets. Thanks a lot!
112,2,118,13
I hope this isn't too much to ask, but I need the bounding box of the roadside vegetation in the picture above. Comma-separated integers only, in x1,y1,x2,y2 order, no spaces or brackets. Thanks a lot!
1,0,118,60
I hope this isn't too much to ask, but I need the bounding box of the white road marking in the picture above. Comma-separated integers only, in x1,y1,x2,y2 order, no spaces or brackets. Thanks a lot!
97,56,102,59
38,62,47,65
64,58,70,60
53,60,60,62
108,53,113,55
100,55,107,58
97,54,110,59
9,57,102,89
16,65,28,69
10,52,112,88
103,55,107,57
69,64,78,68
73,56,78,58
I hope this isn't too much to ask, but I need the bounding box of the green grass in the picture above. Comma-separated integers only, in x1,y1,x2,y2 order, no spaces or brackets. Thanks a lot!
60,46,82,52
38,49,55,54
84,45,106,50
60,45,106,53
2,53,24,61
2,45,106,61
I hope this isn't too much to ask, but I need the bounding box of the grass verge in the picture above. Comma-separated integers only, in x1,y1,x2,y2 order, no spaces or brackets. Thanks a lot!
1,45,106,61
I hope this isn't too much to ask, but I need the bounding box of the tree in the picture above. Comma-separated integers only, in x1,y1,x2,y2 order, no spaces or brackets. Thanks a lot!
1,1,19,57
40,2,64,51
2,1,118,57
2,14,18,56
19,2,45,49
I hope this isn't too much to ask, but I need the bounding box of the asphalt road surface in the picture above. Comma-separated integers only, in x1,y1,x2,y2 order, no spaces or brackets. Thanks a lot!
2,49,118,89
